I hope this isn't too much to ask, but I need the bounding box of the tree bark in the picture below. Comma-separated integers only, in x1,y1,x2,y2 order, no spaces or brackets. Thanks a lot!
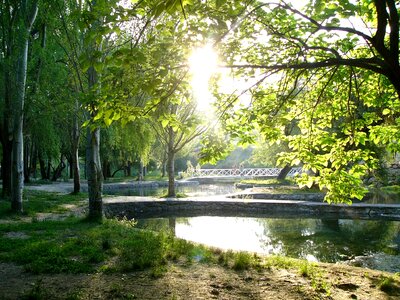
71,100,81,194
23,137,30,183
167,127,176,197
1,140,12,199
86,126,103,218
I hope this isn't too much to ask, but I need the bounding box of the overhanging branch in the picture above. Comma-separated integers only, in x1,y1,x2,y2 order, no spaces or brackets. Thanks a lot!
221,57,386,76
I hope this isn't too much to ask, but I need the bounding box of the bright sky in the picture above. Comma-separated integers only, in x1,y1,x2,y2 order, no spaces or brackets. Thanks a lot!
188,44,254,113
188,44,218,113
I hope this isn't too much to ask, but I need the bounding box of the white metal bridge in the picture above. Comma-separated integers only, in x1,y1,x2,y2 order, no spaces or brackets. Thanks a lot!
187,167,302,178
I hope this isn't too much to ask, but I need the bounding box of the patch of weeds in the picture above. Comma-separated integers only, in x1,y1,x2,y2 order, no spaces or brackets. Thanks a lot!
233,252,253,271
20,279,50,300
65,290,84,300
298,261,314,277
264,255,297,269
159,193,189,198
151,265,168,278
377,275,400,294
108,283,137,299
217,250,235,267
118,230,166,271
298,262,331,296
240,178,295,186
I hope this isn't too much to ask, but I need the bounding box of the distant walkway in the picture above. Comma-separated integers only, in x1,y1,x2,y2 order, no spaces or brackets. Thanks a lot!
24,180,198,194
188,167,302,178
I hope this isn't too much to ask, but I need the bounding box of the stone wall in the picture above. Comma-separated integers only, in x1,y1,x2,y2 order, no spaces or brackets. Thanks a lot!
104,198,400,221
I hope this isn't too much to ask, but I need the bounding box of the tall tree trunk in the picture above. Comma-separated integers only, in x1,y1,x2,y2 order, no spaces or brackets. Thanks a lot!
10,2,38,212
86,126,103,218
277,164,292,181
167,127,176,197
85,0,103,219
86,63,103,218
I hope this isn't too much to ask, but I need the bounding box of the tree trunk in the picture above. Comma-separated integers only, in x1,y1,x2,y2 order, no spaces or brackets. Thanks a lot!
51,156,66,181
71,102,81,194
137,160,144,181
167,127,176,197
86,126,103,218
10,2,38,212
23,137,30,183
38,152,47,180
30,143,37,179
126,161,131,177
1,140,12,199
85,0,103,219
277,164,292,181
161,161,167,178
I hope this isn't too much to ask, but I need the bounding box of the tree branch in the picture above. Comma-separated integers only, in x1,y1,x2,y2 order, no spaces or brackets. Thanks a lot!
222,57,386,76
387,0,399,60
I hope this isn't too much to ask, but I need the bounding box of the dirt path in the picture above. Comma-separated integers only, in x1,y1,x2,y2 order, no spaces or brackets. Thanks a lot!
0,261,399,299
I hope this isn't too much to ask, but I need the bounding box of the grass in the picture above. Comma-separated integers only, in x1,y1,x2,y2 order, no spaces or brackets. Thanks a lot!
0,216,200,275
159,192,189,199
240,178,296,186
0,190,87,219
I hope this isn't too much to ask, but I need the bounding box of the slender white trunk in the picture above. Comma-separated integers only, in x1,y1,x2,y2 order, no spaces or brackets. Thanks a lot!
10,2,38,212
167,127,176,197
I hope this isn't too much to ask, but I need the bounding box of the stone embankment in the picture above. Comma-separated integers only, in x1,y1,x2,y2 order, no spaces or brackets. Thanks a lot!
104,196,400,221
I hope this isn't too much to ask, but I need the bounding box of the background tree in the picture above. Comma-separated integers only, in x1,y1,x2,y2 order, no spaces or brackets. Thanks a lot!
204,0,400,202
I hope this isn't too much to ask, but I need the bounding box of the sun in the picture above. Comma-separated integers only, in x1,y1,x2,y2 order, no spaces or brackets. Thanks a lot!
188,44,218,112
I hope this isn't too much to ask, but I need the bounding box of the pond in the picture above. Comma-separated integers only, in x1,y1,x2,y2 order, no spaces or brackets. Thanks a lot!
135,216,400,273
106,183,400,272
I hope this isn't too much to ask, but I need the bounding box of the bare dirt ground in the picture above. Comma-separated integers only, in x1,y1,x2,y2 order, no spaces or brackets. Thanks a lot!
0,260,399,299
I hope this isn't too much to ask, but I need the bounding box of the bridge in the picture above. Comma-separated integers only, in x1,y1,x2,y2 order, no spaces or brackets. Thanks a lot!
187,167,302,178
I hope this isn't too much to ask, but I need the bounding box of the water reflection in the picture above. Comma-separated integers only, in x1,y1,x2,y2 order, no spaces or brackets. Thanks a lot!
135,216,400,272
105,184,236,197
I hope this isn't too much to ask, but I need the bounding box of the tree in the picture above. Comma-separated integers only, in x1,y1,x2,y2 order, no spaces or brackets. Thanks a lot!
204,0,400,203
0,0,38,211
152,96,206,197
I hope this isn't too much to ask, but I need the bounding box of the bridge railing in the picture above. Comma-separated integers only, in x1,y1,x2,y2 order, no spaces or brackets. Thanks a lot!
188,167,302,178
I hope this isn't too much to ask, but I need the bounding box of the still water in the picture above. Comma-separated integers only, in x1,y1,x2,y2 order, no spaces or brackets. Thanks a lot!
105,183,236,197
136,216,400,273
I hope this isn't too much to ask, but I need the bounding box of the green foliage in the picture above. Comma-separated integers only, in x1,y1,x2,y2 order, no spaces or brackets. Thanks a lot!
199,132,232,165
